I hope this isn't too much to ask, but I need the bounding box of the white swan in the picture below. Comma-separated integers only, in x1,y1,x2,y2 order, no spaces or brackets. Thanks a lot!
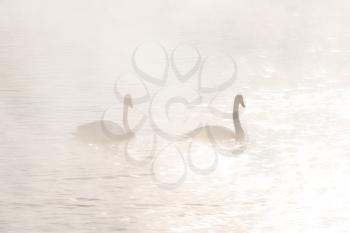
74,95,144,144
186,94,246,154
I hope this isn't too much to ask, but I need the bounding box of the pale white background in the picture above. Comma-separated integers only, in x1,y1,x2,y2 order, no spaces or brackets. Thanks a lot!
1,0,350,232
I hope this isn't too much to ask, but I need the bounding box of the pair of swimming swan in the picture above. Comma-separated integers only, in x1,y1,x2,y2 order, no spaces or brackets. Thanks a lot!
75,94,246,150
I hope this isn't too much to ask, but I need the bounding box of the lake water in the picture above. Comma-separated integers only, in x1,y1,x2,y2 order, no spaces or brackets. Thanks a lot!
1,1,350,232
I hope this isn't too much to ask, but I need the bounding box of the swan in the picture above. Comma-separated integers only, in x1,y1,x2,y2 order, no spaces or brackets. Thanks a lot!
186,94,246,154
74,94,144,144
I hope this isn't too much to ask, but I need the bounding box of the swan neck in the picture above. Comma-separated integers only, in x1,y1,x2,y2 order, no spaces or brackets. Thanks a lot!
123,102,131,132
233,99,245,140
233,110,242,131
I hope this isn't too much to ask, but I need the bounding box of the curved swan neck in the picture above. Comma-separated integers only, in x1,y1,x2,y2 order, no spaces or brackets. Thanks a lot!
123,96,132,132
233,107,242,131
123,105,130,132
233,95,245,141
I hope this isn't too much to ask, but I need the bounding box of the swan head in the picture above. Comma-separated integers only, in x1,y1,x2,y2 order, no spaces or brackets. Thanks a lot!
235,94,245,108
124,94,133,108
